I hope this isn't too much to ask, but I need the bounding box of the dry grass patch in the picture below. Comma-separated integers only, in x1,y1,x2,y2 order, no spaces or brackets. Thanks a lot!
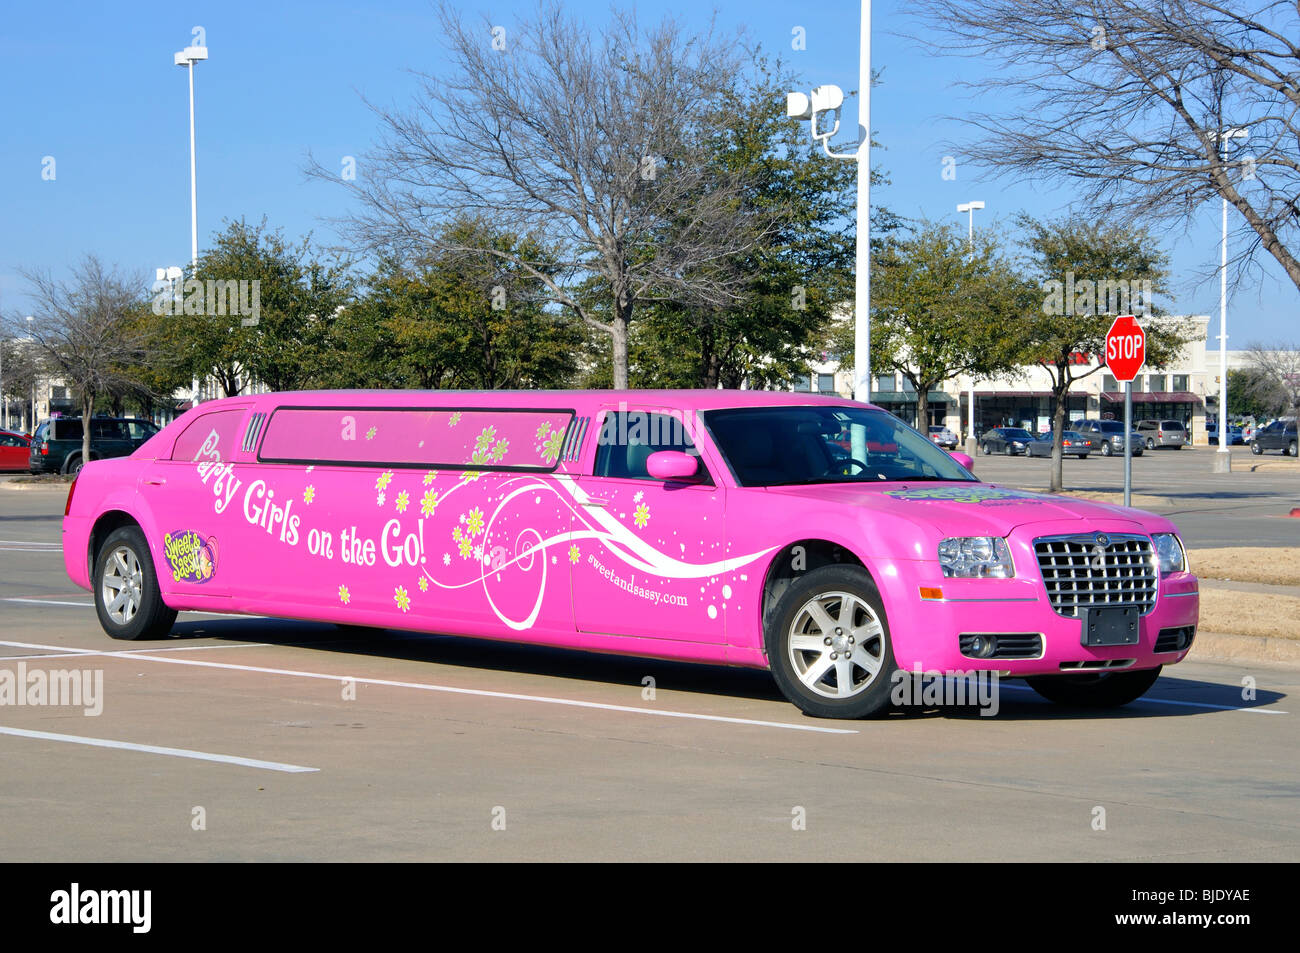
1013,487,1168,509
1197,588,1300,641
1188,548,1300,587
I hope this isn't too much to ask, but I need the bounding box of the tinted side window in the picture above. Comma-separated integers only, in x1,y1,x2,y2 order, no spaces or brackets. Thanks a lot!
593,411,707,481
172,410,248,462
55,420,83,440
33,423,48,441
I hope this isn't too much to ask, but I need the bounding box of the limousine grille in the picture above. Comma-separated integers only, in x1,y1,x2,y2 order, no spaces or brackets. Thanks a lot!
561,416,591,462
242,413,267,454
1033,533,1157,618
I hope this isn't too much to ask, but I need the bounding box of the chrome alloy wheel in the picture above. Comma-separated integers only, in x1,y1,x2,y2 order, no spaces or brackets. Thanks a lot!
786,590,886,699
101,545,144,625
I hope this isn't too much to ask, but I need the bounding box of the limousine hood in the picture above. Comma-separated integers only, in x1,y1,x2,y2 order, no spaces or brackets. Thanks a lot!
761,481,1166,541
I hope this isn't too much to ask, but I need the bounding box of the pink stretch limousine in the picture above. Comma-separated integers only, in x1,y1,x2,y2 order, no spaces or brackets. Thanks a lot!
62,390,1199,718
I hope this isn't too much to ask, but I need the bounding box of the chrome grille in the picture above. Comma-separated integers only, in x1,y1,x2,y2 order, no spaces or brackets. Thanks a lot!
1033,533,1157,617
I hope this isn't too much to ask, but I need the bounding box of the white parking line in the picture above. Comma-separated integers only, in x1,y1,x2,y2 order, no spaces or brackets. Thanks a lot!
0,643,273,660
0,638,858,735
2,598,94,607
0,725,318,773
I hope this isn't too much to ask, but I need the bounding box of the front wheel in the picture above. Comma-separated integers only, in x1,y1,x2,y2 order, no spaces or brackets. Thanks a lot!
94,525,177,640
1100,442,1113,456
1290,441,1298,457
980,443,990,455
766,565,896,719
1025,666,1161,708
1251,441,1262,455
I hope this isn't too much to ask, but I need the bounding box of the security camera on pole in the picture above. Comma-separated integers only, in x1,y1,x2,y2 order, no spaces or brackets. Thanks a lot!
787,2,871,461
1105,315,1146,507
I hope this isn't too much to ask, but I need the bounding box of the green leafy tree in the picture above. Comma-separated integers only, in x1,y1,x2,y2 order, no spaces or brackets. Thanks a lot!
1226,368,1275,422
1018,215,1192,491
830,221,1032,427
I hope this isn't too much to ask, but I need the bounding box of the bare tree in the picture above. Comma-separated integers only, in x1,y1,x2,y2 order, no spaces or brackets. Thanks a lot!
12,256,153,469
911,0,1300,292
312,1,767,388
1243,341,1300,414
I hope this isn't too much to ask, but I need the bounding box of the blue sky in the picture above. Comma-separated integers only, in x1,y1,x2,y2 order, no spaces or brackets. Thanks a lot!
1,0,1294,341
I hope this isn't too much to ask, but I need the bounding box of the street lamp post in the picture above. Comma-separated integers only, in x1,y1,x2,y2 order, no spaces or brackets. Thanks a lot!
1212,127,1248,474
787,2,871,405
25,316,35,431
175,43,207,405
957,201,985,455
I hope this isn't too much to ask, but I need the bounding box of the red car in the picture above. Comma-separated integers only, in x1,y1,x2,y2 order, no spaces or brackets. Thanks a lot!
0,430,32,471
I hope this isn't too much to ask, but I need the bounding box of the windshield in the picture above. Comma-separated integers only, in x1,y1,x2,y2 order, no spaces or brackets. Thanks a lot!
703,406,977,487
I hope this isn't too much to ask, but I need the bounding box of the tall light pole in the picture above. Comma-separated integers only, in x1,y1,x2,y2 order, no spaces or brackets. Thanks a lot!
175,43,207,406
25,316,35,431
957,201,985,453
174,44,208,269
787,2,871,404
1212,127,1248,474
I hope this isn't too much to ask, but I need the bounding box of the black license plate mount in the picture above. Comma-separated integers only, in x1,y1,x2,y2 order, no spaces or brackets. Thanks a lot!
1080,606,1140,647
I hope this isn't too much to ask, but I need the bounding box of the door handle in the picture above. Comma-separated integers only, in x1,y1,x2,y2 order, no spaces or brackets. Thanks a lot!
144,477,166,486
581,497,609,508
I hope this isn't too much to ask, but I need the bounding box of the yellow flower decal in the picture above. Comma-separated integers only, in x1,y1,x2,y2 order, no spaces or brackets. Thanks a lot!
536,421,552,439
418,577,428,593
634,503,650,528
452,525,463,543
395,490,409,513
467,507,485,537
490,438,508,462
448,411,462,427
542,429,564,463
420,488,439,516
376,470,394,491
365,426,377,440
303,485,316,505
338,585,350,605
475,426,497,452
423,470,436,485
568,544,580,564
394,585,411,613
458,537,473,559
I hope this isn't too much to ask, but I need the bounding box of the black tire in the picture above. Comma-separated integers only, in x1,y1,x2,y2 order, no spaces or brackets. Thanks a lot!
1025,666,1162,708
1251,441,1262,455
766,565,896,719
1100,442,1113,457
93,525,177,640
1076,454,1087,460
1289,441,1297,457
1145,437,1156,450
63,453,85,476
980,443,990,455
1004,443,1014,455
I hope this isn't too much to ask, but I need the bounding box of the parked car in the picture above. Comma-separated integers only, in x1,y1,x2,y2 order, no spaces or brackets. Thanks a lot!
1074,419,1145,457
1027,431,1091,459
61,389,1198,718
1136,419,1188,450
979,427,1036,455
29,415,161,475
1206,424,1244,446
1250,417,1298,456
928,425,959,450
0,429,32,471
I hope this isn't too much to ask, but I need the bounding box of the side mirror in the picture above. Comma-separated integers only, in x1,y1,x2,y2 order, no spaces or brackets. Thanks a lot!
949,451,974,471
646,450,699,481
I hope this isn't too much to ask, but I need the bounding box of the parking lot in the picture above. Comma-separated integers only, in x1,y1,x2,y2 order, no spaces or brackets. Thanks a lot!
1,448,1296,862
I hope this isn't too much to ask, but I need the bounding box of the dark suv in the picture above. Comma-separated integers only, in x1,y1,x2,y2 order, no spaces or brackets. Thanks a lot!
1250,418,1298,456
1136,418,1188,450
1074,419,1144,456
28,416,160,475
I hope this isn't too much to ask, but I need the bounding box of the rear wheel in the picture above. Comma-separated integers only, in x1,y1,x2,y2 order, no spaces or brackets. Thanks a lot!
94,526,177,640
63,453,87,476
766,566,896,719
1289,440,1297,457
1251,441,1262,455
1026,667,1161,708
1145,437,1156,450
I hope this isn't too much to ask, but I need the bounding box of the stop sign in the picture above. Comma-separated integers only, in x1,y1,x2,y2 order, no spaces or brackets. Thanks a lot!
1105,315,1146,383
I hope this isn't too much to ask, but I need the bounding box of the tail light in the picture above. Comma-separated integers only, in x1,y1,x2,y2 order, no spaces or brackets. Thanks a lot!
40,444,48,455
64,477,78,516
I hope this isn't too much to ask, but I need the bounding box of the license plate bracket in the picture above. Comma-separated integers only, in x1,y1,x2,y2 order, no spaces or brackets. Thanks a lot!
1080,606,1140,647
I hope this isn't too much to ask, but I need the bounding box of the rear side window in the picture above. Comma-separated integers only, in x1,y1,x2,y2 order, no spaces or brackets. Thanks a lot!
258,407,573,471
172,409,248,463
91,419,128,440
1163,420,1185,430
33,423,48,442
54,420,83,441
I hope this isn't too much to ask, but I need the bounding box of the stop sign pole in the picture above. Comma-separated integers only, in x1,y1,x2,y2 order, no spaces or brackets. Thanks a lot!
1105,315,1146,507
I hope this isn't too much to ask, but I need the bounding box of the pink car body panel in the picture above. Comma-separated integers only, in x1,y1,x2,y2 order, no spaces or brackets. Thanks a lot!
63,390,1199,675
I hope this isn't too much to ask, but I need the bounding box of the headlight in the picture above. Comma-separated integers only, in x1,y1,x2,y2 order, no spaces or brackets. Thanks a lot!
938,537,1014,578
1011,441,1024,448
1153,533,1186,574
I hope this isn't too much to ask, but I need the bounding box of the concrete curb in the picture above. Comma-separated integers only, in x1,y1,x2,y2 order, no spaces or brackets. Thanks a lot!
1190,631,1300,667
0,481,71,491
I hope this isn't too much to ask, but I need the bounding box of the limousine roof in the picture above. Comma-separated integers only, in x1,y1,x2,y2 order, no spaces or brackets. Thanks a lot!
216,389,877,413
